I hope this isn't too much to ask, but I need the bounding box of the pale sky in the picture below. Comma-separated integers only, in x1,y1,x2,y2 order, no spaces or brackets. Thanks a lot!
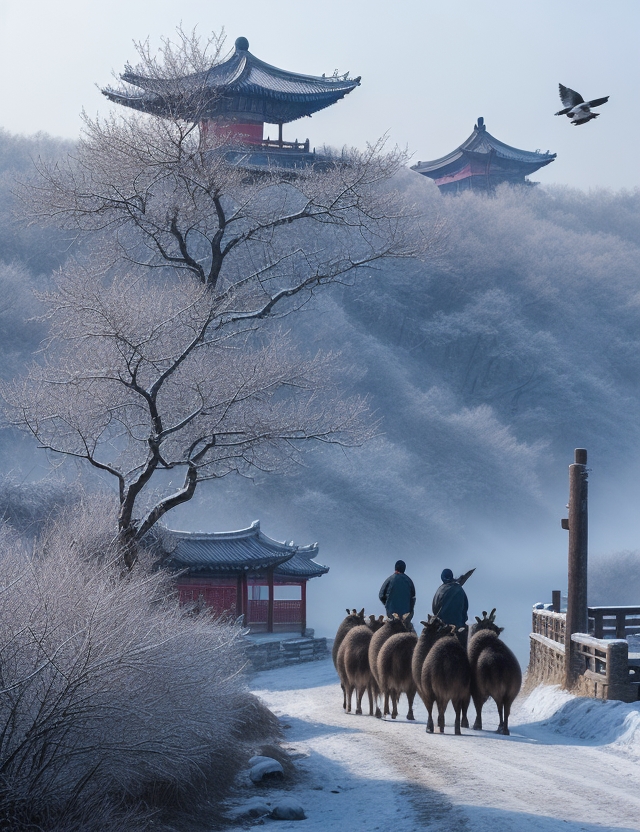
1,0,638,190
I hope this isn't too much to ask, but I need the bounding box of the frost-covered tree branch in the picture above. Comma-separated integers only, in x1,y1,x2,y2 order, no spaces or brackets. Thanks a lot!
2,264,373,567
20,29,439,306
7,29,442,567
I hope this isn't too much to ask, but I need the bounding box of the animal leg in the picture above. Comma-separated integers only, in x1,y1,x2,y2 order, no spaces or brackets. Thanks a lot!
383,691,390,717
355,685,365,715
472,694,485,730
453,702,462,735
496,701,504,733
503,700,512,736
497,699,512,735
371,680,382,718
437,698,446,733
461,694,470,729
341,682,346,710
367,684,374,716
345,682,354,713
425,695,435,733
406,690,416,721
391,691,398,719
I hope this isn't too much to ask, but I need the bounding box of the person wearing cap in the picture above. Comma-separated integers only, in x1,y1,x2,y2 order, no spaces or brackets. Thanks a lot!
378,560,416,622
432,568,469,646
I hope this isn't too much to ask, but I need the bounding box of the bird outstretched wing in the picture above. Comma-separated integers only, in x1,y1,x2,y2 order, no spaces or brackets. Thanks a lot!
587,96,609,108
558,84,584,108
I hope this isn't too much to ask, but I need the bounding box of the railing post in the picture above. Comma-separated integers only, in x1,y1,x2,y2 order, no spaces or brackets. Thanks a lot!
606,640,633,701
565,448,588,688
552,590,561,613
267,570,274,633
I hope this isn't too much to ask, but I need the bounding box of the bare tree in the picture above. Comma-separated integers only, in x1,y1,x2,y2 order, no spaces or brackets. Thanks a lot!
7,30,439,566
2,263,372,567
24,29,429,304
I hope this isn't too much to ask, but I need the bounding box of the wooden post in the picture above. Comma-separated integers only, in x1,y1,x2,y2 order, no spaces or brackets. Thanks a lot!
552,590,561,613
301,581,307,636
565,448,588,688
267,570,274,633
278,123,283,148
236,575,243,619
241,573,249,627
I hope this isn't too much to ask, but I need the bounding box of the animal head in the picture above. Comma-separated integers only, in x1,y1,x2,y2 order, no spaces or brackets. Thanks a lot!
418,614,447,637
473,608,504,635
344,608,366,624
385,613,409,633
367,614,385,632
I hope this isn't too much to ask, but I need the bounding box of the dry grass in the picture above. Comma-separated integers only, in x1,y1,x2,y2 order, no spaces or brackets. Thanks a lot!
0,497,278,830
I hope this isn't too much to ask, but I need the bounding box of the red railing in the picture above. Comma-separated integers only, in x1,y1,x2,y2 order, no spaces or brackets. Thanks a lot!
246,599,302,625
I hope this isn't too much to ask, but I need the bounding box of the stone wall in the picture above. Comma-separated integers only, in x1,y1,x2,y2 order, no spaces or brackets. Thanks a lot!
244,636,329,672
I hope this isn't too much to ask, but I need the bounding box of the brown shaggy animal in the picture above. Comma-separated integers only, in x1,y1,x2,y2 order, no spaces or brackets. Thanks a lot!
333,608,365,709
420,624,471,734
377,629,418,720
468,609,522,736
337,625,373,715
411,615,446,701
368,613,411,718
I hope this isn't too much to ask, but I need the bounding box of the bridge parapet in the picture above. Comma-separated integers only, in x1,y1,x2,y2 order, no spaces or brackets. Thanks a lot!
528,607,640,701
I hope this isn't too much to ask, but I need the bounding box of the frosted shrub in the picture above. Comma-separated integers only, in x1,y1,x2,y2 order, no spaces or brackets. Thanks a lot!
0,501,277,831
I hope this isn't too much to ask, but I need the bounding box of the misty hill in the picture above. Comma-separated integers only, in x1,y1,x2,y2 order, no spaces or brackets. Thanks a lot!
2,129,640,641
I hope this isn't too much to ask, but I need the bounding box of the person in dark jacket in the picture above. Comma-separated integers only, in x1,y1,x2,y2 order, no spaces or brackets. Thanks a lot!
379,560,416,621
432,568,469,646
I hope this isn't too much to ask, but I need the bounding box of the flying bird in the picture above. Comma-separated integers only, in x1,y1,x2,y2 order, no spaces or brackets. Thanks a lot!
555,84,609,125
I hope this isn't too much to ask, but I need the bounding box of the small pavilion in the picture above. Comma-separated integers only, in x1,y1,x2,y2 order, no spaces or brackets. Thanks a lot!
412,118,556,194
163,520,328,634
103,37,360,169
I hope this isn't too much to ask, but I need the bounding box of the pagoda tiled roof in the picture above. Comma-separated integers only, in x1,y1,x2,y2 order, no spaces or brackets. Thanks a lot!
275,544,329,579
103,37,360,125
162,520,328,578
411,118,556,177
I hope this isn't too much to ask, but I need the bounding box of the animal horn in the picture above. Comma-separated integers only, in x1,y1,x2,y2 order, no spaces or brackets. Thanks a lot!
358,608,365,617
489,608,496,622
475,615,482,623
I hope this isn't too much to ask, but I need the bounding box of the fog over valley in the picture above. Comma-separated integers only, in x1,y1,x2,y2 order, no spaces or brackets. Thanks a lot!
2,130,640,662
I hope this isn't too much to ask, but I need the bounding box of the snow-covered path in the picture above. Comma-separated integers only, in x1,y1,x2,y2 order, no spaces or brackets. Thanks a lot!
229,658,640,831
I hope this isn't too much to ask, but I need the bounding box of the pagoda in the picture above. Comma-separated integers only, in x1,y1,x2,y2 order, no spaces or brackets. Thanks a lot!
103,36,360,169
162,520,329,635
411,118,556,194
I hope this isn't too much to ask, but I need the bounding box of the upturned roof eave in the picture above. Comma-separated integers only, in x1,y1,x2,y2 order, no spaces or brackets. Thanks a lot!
412,122,556,176
108,46,360,117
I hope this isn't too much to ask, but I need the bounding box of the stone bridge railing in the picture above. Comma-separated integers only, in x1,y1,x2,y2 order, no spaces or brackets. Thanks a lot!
528,608,639,702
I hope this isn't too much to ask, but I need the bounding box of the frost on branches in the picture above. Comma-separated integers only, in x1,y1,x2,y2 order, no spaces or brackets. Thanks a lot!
7,30,439,567
2,266,373,567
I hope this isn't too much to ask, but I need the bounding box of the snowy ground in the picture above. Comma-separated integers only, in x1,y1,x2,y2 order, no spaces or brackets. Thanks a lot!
224,658,640,831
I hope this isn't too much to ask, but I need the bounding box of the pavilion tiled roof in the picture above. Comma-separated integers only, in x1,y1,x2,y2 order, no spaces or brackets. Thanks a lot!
103,37,360,125
162,520,328,578
411,118,556,178
275,544,329,579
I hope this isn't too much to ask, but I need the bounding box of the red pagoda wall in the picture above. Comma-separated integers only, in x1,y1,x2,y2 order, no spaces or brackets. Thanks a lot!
175,575,306,633
200,119,264,147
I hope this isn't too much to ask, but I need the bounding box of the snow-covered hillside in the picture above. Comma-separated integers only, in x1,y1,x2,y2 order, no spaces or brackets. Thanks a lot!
225,659,640,831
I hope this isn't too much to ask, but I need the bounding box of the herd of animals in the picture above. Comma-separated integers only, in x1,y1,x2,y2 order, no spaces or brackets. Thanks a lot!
333,608,522,736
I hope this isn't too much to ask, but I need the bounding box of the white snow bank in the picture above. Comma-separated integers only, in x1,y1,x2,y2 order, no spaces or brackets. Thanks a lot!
519,684,640,760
